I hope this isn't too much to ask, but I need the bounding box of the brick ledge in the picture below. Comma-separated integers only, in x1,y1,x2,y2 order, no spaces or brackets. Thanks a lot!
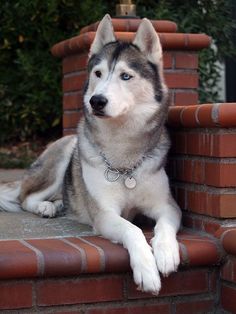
79,18,178,34
168,103,236,128
51,32,211,58
0,230,222,280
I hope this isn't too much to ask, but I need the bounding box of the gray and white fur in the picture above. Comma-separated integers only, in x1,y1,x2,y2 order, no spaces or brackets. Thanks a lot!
0,14,182,294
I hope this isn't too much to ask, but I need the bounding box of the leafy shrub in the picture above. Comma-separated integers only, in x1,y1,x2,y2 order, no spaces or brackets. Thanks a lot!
0,0,235,144
136,0,236,103
0,0,107,144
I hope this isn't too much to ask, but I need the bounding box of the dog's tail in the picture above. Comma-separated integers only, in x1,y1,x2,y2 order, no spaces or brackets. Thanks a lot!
0,181,22,212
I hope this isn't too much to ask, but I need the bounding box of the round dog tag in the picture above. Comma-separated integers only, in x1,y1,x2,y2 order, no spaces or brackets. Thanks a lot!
124,176,137,189
104,168,120,182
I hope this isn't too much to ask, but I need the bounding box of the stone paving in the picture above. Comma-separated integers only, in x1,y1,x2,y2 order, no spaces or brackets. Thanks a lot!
0,169,93,240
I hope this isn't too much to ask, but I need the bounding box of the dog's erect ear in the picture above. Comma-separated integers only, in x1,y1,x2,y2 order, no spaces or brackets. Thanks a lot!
133,18,162,64
89,14,116,57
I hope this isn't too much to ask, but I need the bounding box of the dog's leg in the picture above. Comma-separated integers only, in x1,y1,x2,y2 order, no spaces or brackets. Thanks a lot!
20,135,76,217
21,165,65,218
149,197,182,276
94,209,161,294
22,190,63,218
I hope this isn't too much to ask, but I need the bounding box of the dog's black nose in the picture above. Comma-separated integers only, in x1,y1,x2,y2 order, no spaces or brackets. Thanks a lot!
90,95,108,111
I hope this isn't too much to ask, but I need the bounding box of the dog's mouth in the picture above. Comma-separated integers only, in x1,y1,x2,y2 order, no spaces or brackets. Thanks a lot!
92,110,110,118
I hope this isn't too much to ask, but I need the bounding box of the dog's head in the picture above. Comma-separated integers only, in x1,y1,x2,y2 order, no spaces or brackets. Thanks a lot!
84,14,168,120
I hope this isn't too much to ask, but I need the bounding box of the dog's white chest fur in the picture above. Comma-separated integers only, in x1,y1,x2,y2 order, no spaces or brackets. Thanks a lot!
81,156,169,218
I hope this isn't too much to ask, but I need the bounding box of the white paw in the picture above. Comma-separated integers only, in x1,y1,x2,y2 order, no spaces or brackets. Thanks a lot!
37,201,57,218
151,237,180,277
130,244,161,295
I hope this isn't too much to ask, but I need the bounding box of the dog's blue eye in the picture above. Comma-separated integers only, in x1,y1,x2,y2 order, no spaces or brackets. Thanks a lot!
120,73,132,81
95,70,102,78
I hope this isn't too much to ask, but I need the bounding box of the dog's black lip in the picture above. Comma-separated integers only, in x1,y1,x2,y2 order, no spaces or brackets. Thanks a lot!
92,110,109,118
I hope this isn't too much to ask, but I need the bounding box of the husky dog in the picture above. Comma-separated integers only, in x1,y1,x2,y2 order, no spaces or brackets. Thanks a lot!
0,14,181,294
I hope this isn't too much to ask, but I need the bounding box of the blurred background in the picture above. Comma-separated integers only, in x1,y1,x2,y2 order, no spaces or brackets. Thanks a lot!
0,0,235,168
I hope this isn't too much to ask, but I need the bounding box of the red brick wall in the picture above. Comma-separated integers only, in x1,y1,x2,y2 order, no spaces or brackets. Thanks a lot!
0,268,218,312
169,128,236,219
167,104,236,225
166,104,236,314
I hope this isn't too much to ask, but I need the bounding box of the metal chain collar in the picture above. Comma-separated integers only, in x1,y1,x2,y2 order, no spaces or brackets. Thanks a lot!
100,152,145,188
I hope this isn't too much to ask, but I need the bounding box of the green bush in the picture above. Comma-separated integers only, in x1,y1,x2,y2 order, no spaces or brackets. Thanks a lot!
0,0,107,144
0,0,235,144
136,0,236,103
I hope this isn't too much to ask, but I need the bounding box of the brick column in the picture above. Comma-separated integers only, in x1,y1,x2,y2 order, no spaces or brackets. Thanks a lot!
167,103,236,313
167,103,236,230
51,17,211,136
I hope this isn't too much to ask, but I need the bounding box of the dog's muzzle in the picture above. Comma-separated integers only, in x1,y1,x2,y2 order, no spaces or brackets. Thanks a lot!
90,95,108,117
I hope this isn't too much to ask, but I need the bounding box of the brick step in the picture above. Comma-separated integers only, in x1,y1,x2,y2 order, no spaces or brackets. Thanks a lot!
0,267,218,314
0,229,224,313
0,268,218,313
0,230,222,280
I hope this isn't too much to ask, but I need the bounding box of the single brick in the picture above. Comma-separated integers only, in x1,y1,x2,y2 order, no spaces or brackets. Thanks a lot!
36,277,124,306
165,72,198,89
63,72,87,92
0,240,38,279
63,54,88,74
175,53,198,69
221,284,236,313
0,282,33,310
179,237,220,266
175,299,214,314
205,162,236,187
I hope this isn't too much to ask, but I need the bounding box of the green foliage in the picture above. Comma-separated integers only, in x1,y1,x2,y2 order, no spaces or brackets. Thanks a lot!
136,0,236,102
0,0,235,144
0,0,107,144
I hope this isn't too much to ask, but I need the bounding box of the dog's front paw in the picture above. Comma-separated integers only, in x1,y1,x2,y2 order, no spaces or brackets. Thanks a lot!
38,201,57,218
151,237,180,277
130,245,161,295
